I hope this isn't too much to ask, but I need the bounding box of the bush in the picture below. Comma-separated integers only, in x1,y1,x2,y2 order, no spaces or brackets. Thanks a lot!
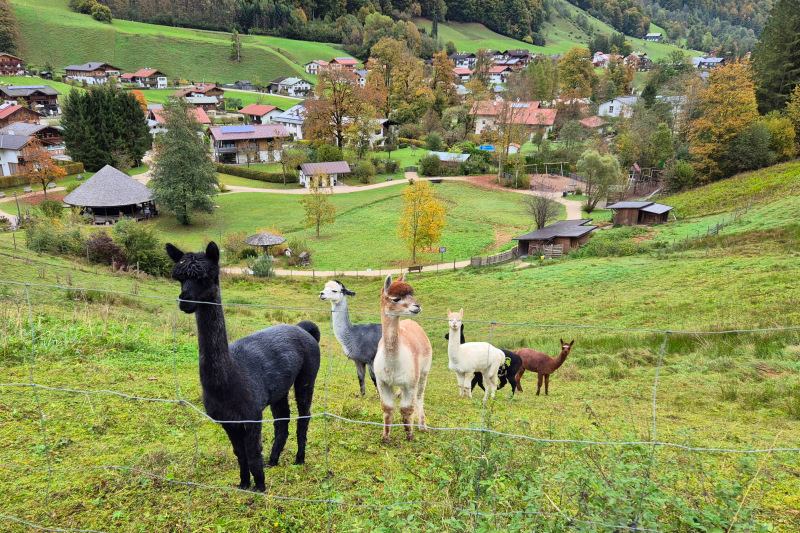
247,254,274,277
85,231,126,266
419,153,442,177
112,220,171,276
55,161,85,175
457,157,490,176
317,144,343,162
38,199,64,219
91,3,113,22
355,161,376,183
26,215,85,256
213,163,298,183
666,160,697,192
222,230,250,261
425,132,444,151
65,182,81,194
385,160,399,174
398,123,423,139
398,137,426,148
285,238,313,266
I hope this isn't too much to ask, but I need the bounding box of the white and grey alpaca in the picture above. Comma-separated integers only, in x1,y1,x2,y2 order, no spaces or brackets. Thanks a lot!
319,280,381,396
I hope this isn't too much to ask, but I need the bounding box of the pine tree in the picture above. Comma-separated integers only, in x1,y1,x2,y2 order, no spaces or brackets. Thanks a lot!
752,0,800,113
150,98,218,225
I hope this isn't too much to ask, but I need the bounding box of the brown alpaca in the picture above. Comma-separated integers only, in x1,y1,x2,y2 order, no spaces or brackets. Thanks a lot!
515,339,574,395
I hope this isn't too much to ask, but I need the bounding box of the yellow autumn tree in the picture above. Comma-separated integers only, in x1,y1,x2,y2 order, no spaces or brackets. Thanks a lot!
398,179,446,262
688,61,759,182
299,173,337,238
785,85,800,144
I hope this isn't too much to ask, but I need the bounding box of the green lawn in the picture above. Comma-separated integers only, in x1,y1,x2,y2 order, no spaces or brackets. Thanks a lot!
217,173,299,190
142,89,300,111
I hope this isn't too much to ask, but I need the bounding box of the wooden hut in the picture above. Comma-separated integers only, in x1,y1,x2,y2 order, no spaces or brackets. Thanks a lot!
513,219,597,255
606,201,673,226
63,165,156,224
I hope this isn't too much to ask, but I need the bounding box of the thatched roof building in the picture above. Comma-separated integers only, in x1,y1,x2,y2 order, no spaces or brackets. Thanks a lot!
64,165,156,223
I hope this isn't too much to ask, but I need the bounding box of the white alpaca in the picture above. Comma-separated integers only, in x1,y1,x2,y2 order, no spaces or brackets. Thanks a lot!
374,274,432,443
446,308,504,400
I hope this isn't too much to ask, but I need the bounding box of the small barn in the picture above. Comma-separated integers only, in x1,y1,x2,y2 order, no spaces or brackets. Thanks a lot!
427,151,470,168
513,219,597,255
63,165,156,224
298,161,351,188
606,201,674,226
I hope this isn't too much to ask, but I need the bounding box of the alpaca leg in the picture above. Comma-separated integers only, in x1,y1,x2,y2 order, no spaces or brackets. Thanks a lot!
242,421,266,491
378,381,395,443
507,372,518,396
465,373,474,398
293,381,315,466
222,424,251,490
354,360,367,396
545,374,550,395
367,363,378,392
515,368,525,393
416,371,430,430
536,374,544,396
267,395,291,467
455,373,465,397
397,388,416,441
471,372,485,393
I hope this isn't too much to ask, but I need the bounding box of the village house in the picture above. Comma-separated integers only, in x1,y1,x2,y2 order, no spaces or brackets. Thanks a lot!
184,95,221,112
272,102,306,140
298,161,351,187
147,107,210,137
0,133,31,176
267,77,287,93
0,122,65,155
625,53,652,71
471,100,558,139
328,57,359,71
121,68,168,89
513,219,598,255
0,52,24,76
267,77,311,97
598,95,639,118
578,116,609,134
170,83,225,103
0,85,61,115
453,68,472,83
449,52,477,70
304,60,329,75
0,103,42,128
692,56,726,69
606,201,674,225
64,62,121,84
500,49,534,67
354,69,368,87
209,124,288,164
237,104,283,125
488,66,512,85
645,32,662,42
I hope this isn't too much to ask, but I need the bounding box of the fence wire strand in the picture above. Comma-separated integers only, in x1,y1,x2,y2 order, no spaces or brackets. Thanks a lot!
2,280,797,532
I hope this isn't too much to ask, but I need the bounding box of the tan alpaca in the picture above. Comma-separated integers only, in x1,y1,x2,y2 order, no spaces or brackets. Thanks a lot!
373,274,432,443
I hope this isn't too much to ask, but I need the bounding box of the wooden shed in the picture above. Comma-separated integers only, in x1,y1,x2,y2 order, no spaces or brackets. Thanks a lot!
606,201,674,226
513,219,597,255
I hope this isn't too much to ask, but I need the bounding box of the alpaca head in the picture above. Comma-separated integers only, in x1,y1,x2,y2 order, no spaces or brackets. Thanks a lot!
166,242,221,314
319,280,355,305
560,339,575,356
447,308,464,332
381,273,420,317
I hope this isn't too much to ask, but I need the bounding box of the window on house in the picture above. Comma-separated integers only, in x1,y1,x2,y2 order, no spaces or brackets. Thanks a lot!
8,163,18,175
609,106,614,113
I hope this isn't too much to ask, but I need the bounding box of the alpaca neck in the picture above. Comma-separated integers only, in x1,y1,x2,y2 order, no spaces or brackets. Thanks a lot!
330,297,353,345
195,284,240,392
551,351,569,371
380,308,401,356
447,329,462,362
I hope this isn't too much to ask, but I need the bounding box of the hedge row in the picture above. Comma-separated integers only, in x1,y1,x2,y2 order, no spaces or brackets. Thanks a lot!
55,161,85,175
0,162,86,189
214,163,298,183
398,137,426,148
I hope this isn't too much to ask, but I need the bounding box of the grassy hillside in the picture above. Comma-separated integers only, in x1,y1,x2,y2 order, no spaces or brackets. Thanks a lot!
12,0,343,84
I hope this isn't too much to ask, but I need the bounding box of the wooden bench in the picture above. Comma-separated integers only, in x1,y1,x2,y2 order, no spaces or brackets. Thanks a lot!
47,182,56,189
0,192,5,199
407,265,423,274
430,178,442,184
23,187,32,193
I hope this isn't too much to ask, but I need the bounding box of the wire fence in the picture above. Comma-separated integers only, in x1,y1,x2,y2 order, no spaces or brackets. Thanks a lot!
1,280,799,532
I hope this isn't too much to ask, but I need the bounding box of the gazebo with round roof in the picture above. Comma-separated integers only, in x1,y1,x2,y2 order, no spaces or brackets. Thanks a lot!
244,232,286,256
63,165,156,224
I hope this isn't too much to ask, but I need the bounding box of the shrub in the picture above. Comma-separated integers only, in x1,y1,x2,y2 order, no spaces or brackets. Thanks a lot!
55,161,85,175
91,3,113,22
38,199,64,219
285,238,313,266
666,160,697,192
457,157,490,176
398,123,423,139
222,230,250,261
65,182,80,194
419,153,442,177
247,254,274,277
213,163,298,183
425,132,444,151
356,161,376,183
85,231,127,266
385,160,399,174
26,216,85,256
112,219,171,276
317,144,343,162
398,137,426,148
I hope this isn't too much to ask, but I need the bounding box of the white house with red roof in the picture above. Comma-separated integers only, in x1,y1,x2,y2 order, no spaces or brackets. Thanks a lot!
471,100,557,139
209,124,288,164
237,104,283,125
488,66,512,85
305,60,329,75
329,57,359,71
453,68,472,82
147,107,210,137
124,68,168,89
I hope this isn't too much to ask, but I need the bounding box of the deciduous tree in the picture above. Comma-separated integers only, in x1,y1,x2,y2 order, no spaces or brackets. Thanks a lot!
523,193,561,230
576,150,623,213
22,138,66,198
558,46,598,98
299,174,337,237
0,0,20,54
150,98,218,225
397,179,446,262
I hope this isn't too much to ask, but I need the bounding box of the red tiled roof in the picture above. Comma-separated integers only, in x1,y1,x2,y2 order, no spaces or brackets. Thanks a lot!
152,107,210,125
578,116,609,129
238,104,278,116
453,68,472,75
0,105,25,119
489,66,510,73
209,124,289,141
470,101,556,127
120,73,135,80
331,57,358,65
133,68,163,78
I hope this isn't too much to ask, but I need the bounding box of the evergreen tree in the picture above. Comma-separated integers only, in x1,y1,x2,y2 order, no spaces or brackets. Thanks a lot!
150,98,218,225
0,0,19,54
61,85,151,172
752,0,800,112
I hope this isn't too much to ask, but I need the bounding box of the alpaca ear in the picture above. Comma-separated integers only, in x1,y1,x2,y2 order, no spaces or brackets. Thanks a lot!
206,242,220,264
560,338,564,346
399,272,407,282
344,288,356,296
383,274,392,295
165,243,184,263
570,340,575,346
459,308,464,317
447,308,451,315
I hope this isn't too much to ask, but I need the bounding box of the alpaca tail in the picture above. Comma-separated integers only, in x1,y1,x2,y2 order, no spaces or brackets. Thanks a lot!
296,321,321,343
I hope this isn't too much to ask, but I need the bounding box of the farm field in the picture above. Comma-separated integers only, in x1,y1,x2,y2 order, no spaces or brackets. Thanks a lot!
1,195,799,531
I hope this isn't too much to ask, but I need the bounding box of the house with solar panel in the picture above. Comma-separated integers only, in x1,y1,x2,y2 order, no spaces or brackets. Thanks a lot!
64,62,121,84
605,201,674,225
209,124,289,164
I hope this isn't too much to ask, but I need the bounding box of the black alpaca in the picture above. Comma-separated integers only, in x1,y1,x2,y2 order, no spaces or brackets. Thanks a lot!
166,242,321,492
444,324,522,395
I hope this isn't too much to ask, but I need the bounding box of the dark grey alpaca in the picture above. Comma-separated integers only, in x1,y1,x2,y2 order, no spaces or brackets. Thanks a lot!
319,280,381,396
166,242,321,492
444,324,522,395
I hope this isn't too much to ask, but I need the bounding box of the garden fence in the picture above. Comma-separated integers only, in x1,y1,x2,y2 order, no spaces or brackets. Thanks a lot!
1,279,798,532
